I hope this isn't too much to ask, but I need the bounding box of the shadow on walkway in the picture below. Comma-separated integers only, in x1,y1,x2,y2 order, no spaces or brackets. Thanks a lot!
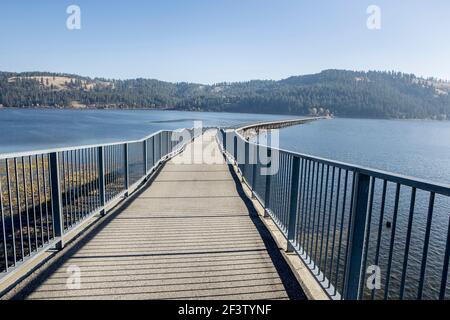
7,153,306,300
226,163,306,300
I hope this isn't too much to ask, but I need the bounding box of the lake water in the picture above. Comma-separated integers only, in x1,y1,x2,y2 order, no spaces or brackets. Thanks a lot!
276,118,450,185
0,108,293,154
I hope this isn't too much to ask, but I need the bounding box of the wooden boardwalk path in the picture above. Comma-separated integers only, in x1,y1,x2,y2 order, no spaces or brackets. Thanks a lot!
7,130,304,300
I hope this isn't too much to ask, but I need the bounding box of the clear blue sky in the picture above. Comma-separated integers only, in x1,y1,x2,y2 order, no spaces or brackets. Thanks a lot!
0,0,449,84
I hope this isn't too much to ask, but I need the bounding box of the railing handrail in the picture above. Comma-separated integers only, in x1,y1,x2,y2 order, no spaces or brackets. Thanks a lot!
0,127,194,160
232,129,450,197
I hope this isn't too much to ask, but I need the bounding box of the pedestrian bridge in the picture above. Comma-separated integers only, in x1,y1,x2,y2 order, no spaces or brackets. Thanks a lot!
0,119,449,300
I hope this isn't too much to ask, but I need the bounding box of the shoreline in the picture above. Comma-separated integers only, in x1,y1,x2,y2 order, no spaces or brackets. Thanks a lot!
0,106,449,122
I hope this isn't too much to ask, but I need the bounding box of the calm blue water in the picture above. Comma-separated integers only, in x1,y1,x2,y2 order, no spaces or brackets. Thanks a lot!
0,109,293,154
277,118,450,185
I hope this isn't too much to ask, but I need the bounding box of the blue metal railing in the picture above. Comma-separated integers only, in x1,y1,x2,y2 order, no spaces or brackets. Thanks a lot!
217,128,450,300
0,128,199,282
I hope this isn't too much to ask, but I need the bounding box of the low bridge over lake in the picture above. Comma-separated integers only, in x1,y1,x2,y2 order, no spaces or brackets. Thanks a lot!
0,118,449,300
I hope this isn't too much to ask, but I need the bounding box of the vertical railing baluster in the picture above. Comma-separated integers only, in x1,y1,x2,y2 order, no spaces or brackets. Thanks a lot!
73,151,79,223
313,163,325,264
61,153,68,232
328,167,341,283
124,143,129,196
306,162,317,263
97,146,106,216
13,158,24,260
77,151,83,220
343,172,370,300
29,156,38,250
82,149,87,218
6,159,17,264
384,183,401,300
41,155,50,242
439,214,450,300
93,148,98,210
243,142,249,183
0,174,8,272
318,165,330,273
286,155,300,252
95,148,100,209
105,147,109,201
251,144,257,198
166,131,170,157
263,147,272,218
144,139,148,175
152,136,156,169
371,179,387,300
399,187,416,299
88,149,93,214
159,133,163,162
337,170,350,296
49,152,64,250
222,130,227,158
309,162,321,267
417,192,435,300
69,151,74,227
323,166,335,280
233,135,238,164
300,158,309,254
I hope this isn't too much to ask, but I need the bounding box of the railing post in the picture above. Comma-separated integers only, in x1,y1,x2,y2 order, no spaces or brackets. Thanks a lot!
160,132,163,160
124,143,129,196
343,172,370,300
97,146,106,216
286,155,301,252
233,135,238,164
151,136,156,168
49,152,64,250
222,130,227,156
166,131,169,157
243,141,249,183
251,143,258,198
162,131,166,158
144,140,148,175
263,147,272,218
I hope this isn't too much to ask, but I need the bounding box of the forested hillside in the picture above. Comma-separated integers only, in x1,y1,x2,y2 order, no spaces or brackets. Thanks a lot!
1,70,449,119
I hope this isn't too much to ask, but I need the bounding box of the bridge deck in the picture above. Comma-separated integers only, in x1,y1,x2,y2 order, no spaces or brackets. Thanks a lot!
7,130,303,300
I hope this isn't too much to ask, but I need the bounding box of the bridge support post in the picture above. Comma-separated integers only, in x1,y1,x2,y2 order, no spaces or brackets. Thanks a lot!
286,155,300,252
343,172,370,300
124,143,129,196
263,147,272,218
97,146,106,216
49,152,64,250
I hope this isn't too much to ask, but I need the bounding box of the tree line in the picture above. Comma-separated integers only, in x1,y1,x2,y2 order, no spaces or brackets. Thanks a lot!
0,70,449,120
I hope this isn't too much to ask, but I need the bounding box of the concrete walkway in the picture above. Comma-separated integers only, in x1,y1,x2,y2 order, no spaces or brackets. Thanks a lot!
8,130,304,300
